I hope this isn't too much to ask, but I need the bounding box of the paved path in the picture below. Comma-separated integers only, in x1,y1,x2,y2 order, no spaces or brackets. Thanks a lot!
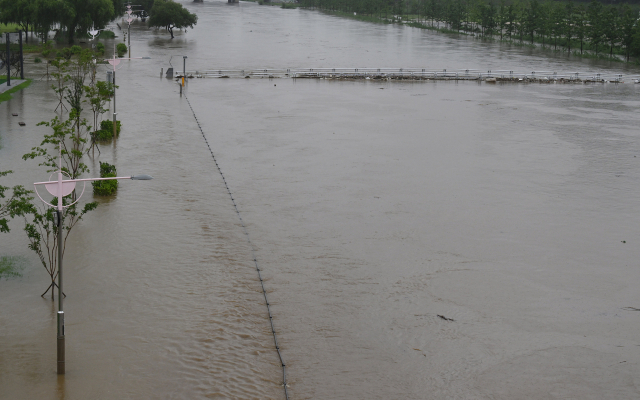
0,80,26,94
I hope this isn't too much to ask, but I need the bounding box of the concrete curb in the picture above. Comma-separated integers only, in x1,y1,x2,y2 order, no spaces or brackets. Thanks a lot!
0,80,26,94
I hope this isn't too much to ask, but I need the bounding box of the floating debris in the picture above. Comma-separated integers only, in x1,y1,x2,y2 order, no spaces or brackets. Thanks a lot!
12,113,18,116
437,314,455,321
18,122,25,126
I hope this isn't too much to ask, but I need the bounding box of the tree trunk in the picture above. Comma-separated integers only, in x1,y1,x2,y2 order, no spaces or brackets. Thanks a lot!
67,23,77,44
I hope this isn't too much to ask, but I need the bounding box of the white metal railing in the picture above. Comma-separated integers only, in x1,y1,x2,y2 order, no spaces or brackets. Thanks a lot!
170,68,640,83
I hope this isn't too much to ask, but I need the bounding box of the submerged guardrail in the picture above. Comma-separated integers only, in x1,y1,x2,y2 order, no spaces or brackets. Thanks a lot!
170,67,640,83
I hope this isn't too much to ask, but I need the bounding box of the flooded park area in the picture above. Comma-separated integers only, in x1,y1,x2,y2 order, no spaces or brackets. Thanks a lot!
2,1,640,399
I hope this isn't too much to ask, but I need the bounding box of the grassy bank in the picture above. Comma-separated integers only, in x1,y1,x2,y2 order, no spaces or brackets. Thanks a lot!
0,23,20,34
0,79,33,104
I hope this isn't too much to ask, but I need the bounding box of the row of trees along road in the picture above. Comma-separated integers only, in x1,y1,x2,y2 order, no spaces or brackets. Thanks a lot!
0,0,122,43
300,0,640,62
0,0,197,43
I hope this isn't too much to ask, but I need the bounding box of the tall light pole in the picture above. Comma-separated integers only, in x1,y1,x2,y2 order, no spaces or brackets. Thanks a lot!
125,3,142,57
105,47,150,138
183,56,188,86
33,151,152,374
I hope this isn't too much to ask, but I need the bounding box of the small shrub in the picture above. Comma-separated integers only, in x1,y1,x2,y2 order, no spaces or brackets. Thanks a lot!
100,119,121,136
95,42,105,55
59,47,73,60
93,129,112,142
34,57,42,63
116,43,127,57
70,45,82,55
41,43,52,58
92,162,118,196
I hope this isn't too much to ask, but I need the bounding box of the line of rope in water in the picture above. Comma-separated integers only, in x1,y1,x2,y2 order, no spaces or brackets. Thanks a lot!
183,92,290,400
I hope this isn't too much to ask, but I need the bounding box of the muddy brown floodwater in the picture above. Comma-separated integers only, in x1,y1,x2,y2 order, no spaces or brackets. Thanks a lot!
2,1,640,399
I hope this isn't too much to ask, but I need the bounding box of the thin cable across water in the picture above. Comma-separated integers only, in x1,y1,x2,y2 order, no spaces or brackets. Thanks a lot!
183,91,290,400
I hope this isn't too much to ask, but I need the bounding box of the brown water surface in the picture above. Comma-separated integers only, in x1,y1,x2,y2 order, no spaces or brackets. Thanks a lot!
2,1,640,399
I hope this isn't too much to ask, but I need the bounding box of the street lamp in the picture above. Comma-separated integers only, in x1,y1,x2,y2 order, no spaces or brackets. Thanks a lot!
168,55,188,85
88,26,105,41
33,151,152,374
105,47,150,138
125,3,142,57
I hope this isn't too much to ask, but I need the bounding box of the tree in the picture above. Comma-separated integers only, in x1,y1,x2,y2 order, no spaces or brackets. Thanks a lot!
619,5,637,62
33,0,63,43
587,0,604,55
550,2,564,50
148,0,198,39
574,4,586,54
631,19,640,58
565,0,575,53
0,171,29,234
602,6,619,57
59,0,116,44
14,50,99,298
85,80,115,153
0,0,35,42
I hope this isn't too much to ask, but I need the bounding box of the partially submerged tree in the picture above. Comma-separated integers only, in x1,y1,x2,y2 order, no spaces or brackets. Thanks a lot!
0,170,30,234
149,0,198,39
13,50,100,299
58,0,116,43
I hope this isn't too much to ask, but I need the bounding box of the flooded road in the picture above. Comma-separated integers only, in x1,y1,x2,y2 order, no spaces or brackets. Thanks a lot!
2,1,640,399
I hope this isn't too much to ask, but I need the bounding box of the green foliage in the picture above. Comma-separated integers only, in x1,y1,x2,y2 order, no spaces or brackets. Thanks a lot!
92,162,118,196
11,36,101,299
0,79,33,105
95,42,105,55
92,120,121,142
0,23,20,34
149,0,198,39
116,42,128,57
298,0,640,62
93,129,112,141
41,41,53,58
101,120,121,135
98,30,116,39
86,80,114,150
34,57,42,63
0,170,31,234
0,0,116,44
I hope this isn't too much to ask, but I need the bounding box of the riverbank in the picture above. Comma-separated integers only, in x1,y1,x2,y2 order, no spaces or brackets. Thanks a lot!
301,8,639,65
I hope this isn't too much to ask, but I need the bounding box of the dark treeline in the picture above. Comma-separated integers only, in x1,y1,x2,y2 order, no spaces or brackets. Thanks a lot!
299,0,640,61
0,0,155,44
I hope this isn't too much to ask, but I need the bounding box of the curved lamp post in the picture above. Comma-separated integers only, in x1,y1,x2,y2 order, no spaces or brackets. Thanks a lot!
105,48,150,138
125,4,142,57
33,152,152,374
88,26,105,41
